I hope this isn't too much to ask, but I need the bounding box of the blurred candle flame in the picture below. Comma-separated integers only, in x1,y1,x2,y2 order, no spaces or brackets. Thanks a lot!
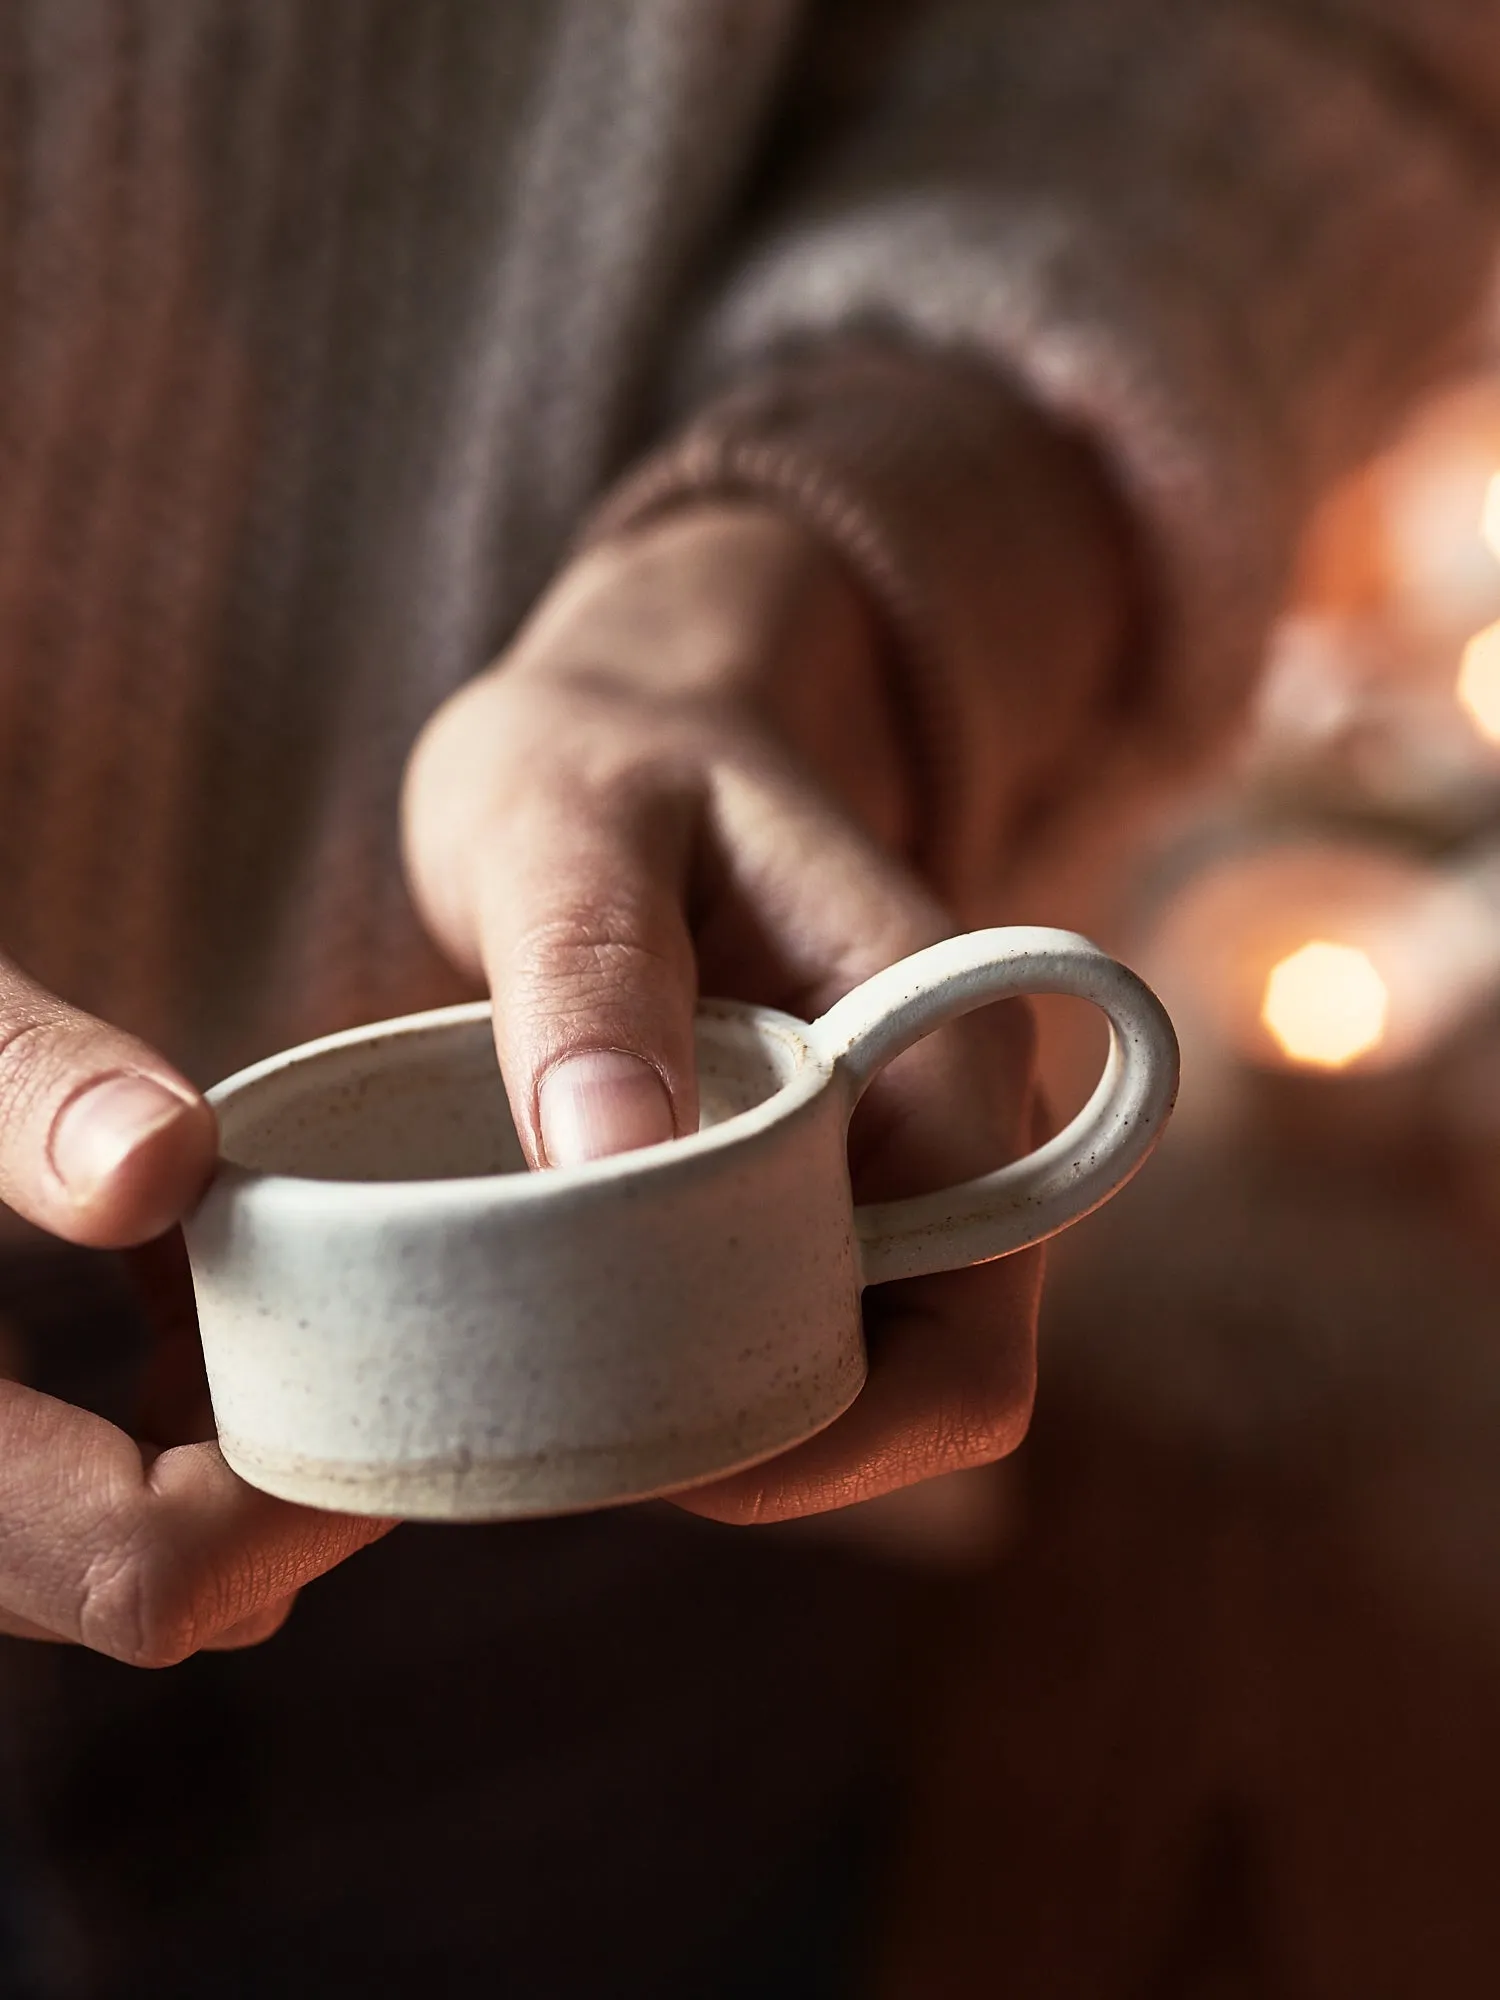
1261,940,1390,1069
1458,616,1500,743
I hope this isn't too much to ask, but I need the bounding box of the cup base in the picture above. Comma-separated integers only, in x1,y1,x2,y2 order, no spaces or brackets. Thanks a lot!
215,1369,866,1522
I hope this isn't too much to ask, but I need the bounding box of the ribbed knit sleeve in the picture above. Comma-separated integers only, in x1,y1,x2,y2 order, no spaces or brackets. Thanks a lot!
595,0,1500,815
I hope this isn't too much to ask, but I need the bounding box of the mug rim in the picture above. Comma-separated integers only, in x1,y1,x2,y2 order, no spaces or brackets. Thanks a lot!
201,997,835,1213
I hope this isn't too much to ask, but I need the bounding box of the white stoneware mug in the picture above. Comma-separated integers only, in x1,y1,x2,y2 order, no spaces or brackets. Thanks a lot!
183,927,1178,1521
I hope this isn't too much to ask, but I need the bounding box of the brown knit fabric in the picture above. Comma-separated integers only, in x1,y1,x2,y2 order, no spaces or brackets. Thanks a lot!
0,0,1491,1088
684,0,1500,760
0,1,795,1083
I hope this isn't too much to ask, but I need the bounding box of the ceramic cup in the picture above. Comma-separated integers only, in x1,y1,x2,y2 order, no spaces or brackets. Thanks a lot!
183,926,1178,1521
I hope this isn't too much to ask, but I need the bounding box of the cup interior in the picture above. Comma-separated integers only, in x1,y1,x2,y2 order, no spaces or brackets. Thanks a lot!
215,1005,808,1183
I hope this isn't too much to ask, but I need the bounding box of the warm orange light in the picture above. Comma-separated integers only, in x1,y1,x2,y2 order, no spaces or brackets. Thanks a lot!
1261,941,1389,1069
1459,617,1500,743
1480,471,1500,563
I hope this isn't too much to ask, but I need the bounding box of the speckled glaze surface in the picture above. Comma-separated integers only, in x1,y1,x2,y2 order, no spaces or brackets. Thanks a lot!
183,928,1179,1520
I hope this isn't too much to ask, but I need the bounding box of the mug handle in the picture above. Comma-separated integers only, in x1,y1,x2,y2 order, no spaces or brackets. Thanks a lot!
808,927,1180,1288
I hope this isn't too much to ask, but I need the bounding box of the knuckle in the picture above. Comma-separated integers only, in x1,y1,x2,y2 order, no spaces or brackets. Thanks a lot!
0,1011,70,1124
509,914,688,1011
76,1537,201,1670
950,1366,1038,1465
792,913,953,1022
0,1001,145,1140
212,1594,298,1650
931,1303,1040,1470
503,671,703,772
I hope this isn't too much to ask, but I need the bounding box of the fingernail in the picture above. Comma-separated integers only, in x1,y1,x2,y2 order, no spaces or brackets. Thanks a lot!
50,1073,195,1201
537,1051,676,1167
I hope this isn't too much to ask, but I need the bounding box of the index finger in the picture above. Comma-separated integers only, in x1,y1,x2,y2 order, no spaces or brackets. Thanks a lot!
676,770,1045,1521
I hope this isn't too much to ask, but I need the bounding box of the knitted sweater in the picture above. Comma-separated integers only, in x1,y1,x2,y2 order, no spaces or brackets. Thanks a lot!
0,0,1496,1086
2,12,1500,1988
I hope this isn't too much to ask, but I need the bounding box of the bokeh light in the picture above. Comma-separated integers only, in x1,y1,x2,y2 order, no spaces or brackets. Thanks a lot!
1480,468,1500,563
1458,617,1500,743
1261,940,1390,1069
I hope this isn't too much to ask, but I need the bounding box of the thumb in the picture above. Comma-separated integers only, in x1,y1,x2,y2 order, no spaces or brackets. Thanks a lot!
0,953,217,1247
471,765,702,1169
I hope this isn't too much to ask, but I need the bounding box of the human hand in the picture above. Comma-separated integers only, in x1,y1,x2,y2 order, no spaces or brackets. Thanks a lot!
0,963,389,1661
403,503,1074,1521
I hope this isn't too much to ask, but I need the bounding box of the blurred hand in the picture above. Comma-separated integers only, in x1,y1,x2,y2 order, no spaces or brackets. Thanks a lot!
0,963,389,1661
404,503,1070,1522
